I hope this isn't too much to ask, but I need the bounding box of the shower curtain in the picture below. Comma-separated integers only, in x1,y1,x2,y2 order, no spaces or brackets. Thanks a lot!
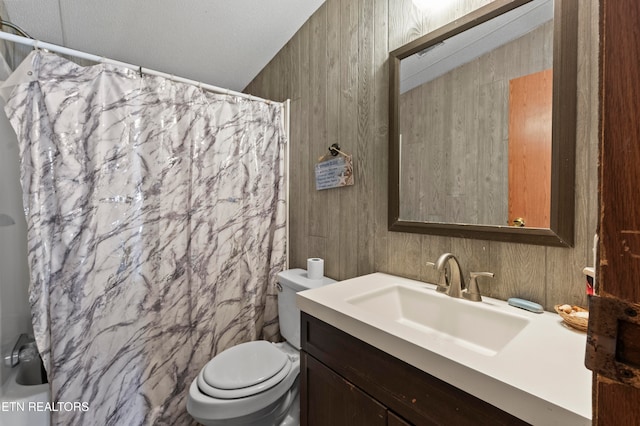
3,50,287,425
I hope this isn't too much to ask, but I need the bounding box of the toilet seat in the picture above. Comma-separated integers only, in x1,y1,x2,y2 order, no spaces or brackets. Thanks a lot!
188,362,300,425
198,341,292,399
187,342,301,424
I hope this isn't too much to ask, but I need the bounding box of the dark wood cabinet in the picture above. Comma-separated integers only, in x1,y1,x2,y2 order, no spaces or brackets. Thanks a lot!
301,352,387,426
300,312,529,426
388,412,412,426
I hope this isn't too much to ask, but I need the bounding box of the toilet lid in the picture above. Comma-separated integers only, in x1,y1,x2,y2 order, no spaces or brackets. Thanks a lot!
197,358,292,399
202,341,288,390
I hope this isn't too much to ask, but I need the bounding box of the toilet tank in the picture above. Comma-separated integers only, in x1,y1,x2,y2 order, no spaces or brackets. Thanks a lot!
277,268,335,348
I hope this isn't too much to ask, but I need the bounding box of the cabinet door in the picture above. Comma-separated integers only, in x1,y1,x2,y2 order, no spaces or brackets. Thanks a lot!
388,412,412,426
301,352,387,426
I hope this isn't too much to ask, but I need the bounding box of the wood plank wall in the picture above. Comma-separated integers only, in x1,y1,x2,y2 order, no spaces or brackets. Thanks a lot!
244,0,599,310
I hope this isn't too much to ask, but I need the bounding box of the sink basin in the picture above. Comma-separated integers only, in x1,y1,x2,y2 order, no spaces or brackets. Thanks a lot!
346,284,529,356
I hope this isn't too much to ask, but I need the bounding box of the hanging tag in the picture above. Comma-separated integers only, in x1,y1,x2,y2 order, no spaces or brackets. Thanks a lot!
315,144,354,190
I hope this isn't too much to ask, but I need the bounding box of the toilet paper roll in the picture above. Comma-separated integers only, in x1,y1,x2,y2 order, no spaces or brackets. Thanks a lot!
307,258,324,280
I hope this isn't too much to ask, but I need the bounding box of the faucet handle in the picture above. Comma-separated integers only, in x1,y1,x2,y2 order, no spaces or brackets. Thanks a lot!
471,272,495,279
463,272,494,302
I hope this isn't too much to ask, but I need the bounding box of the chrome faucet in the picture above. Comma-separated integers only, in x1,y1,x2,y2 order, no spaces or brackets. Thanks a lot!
428,253,494,301
3,333,37,367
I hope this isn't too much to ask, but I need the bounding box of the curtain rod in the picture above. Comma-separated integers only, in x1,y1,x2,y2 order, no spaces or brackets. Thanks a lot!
0,19,33,39
0,30,279,105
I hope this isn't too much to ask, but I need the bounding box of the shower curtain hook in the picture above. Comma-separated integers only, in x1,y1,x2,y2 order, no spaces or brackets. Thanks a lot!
138,66,143,78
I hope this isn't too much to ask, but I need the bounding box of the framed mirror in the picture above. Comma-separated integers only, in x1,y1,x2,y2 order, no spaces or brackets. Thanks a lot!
388,0,578,247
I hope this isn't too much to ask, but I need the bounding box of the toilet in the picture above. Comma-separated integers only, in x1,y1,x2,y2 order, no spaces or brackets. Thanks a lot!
187,268,335,426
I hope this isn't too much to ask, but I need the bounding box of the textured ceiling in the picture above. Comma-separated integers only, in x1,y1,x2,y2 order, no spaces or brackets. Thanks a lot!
2,0,325,92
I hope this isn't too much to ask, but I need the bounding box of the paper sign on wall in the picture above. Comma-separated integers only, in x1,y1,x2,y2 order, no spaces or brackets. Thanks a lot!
315,148,354,191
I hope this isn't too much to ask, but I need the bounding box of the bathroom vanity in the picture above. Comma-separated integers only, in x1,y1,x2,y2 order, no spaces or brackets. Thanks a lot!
297,273,592,425
300,312,526,425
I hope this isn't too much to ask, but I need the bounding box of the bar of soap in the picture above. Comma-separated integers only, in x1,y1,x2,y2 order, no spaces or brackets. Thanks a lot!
507,297,544,313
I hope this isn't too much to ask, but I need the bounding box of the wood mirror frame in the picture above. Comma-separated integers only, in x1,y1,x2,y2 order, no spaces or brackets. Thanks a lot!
388,0,578,247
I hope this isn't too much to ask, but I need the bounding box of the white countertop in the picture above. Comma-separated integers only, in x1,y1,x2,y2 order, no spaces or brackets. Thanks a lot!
297,272,592,426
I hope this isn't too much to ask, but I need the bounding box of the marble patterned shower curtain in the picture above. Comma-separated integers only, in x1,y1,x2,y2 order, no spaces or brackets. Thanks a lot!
3,50,286,425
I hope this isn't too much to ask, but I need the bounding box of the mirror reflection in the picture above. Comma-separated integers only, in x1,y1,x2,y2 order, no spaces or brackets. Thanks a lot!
398,0,553,228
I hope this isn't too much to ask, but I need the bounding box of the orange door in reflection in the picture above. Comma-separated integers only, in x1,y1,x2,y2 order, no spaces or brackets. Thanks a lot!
508,68,553,228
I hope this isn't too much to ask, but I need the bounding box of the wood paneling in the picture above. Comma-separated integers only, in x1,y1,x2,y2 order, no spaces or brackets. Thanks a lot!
372,0,389,275
245,0,598,311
